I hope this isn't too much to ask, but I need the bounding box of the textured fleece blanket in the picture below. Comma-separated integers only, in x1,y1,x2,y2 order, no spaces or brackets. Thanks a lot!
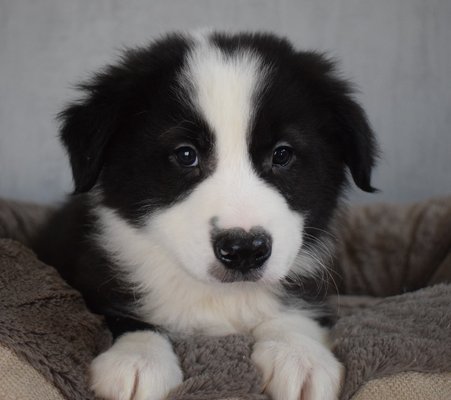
0,196,450,400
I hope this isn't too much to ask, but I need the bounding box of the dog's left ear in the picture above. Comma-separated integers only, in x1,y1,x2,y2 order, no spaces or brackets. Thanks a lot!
297,52,379,192
333,95,379,193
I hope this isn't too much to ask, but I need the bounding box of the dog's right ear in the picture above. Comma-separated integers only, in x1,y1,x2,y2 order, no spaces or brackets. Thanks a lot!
59,76,123,194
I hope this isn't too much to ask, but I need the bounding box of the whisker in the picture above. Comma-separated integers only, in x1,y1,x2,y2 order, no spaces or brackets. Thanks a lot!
303,225,338,237
302,232,335,262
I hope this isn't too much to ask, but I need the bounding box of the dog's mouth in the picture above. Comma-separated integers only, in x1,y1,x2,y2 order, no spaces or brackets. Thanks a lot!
208,264,264,283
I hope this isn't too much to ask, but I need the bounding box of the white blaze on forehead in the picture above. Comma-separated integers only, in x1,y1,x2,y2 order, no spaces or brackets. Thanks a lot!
181,38,267,162
179,38,292,232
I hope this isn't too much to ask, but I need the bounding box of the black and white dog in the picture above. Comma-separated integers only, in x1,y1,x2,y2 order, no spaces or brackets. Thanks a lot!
36,31,377,400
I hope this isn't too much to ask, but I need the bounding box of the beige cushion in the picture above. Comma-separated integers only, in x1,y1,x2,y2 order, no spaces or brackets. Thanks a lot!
352,371,451,400
0,343,64,400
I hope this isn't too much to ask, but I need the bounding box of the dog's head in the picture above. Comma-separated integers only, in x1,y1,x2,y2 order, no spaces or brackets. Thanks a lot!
60,32,377,285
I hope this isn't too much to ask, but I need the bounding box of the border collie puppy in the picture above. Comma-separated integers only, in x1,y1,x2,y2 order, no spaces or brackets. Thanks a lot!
35,31,377,400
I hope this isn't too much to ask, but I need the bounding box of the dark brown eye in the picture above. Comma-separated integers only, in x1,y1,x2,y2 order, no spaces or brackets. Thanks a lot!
272,146,293,167
175,146,198,167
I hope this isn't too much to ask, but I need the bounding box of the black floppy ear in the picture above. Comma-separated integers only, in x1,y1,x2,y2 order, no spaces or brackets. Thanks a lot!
59,79,121,194
296,51,379,192
334,96,379,192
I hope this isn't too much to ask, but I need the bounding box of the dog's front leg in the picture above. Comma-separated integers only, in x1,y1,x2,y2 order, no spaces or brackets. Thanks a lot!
251,312,343,400
90,331,183,400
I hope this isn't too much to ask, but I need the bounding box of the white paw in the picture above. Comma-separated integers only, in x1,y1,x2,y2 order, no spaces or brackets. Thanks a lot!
252,335,343,400
90,331,183,400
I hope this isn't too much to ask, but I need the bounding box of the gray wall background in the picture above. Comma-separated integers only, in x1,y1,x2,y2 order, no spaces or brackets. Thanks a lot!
1,0,450,205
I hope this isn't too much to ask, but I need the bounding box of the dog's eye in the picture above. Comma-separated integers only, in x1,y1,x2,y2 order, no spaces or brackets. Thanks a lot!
272,146,293,167
175,146,198,167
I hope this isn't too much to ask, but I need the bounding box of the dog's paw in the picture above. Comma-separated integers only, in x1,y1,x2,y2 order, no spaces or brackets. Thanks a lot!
90,331,183,400
251,335,343,400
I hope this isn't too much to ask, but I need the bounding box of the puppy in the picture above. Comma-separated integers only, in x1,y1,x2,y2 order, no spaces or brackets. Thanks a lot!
35,31,377,400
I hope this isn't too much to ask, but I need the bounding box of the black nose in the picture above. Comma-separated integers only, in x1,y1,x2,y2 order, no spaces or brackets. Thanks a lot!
213,228,272,272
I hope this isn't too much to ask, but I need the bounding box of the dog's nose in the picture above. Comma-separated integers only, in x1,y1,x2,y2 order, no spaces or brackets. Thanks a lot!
213,228,272,272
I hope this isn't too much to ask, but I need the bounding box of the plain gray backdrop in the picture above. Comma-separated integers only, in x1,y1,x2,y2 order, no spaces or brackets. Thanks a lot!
1,0,450,205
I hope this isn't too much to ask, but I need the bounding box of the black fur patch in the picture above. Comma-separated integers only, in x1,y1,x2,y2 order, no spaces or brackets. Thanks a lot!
211,33,377,240
59,34,217,224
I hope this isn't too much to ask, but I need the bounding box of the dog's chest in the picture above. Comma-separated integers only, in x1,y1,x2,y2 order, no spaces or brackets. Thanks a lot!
138,278,282,335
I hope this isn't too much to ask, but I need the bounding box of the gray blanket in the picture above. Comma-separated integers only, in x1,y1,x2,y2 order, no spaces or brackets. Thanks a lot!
0,196,450,400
